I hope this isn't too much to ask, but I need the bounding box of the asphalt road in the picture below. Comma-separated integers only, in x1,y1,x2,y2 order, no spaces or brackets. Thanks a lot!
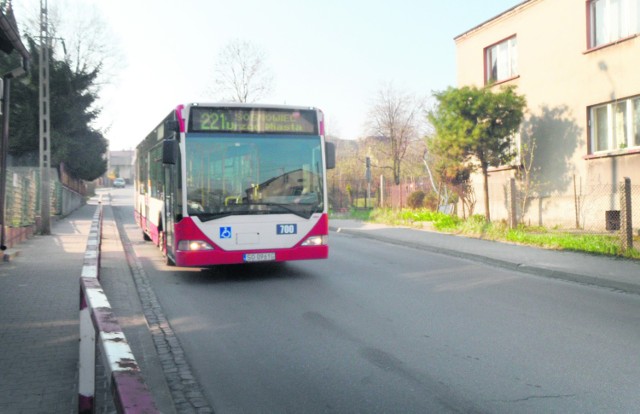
111,188,640,413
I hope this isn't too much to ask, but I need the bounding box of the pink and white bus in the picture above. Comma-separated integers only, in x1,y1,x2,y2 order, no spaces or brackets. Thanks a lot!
135,103,335,267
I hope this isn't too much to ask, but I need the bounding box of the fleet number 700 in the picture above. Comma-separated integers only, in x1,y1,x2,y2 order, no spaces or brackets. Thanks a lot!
277,224,297,235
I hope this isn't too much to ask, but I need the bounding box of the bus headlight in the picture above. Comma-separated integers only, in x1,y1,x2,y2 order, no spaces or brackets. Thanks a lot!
177,240,214,251
301,235,327,246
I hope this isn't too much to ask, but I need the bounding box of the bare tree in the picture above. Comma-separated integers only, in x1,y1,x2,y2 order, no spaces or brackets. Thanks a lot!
16,1,121,79
367,83,424,185
212,39,274,103
14,0,123,129
62,5,121,81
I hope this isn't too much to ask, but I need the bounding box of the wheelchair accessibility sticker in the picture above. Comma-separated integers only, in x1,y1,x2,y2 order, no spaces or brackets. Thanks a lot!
219,226,232,239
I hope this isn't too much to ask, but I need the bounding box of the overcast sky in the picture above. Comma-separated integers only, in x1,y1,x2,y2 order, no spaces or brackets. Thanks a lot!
14,0,521,150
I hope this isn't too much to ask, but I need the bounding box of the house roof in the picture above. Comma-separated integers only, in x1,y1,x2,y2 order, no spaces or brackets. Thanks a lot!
0,2,29,61
454,0,532,41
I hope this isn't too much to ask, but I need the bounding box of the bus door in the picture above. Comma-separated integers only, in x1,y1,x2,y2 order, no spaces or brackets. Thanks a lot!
163,165,176,262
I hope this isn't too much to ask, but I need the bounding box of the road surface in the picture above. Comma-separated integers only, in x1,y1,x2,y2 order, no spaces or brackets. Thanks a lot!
110,188,640,413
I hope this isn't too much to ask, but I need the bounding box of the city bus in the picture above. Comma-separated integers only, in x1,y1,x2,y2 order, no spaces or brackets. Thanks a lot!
134,103,335,267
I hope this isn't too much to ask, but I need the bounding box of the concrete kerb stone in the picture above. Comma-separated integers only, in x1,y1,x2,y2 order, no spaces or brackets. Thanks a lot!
78,202,160,414
112,371,158,414
331,225,640,296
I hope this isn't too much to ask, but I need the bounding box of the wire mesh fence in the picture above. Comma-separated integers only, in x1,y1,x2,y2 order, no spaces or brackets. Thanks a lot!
329,177,457,211
488,177,640,236
576,181,640,233
329,175,640,251
4,167,61,226
2,166,88,241
329,177,445,212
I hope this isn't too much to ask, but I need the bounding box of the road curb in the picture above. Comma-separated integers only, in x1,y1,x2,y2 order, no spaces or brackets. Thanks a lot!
2,248,20,262
331,225,640,296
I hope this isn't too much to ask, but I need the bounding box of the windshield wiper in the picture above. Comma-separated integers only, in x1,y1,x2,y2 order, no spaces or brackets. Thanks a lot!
250,202,311,219
190,202,318,222
191,210,252,222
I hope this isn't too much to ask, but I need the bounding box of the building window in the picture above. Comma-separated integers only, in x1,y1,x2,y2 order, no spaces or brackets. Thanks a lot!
590,96,640,152
485,36,517,84
589,0,640,48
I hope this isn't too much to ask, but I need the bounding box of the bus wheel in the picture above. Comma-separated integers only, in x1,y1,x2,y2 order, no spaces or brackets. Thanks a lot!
142,230,152,241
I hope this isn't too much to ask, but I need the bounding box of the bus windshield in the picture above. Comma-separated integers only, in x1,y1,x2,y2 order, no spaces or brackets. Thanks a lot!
185,134,324,220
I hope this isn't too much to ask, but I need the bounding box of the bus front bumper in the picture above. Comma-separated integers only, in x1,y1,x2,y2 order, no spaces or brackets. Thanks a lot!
174,245,328,267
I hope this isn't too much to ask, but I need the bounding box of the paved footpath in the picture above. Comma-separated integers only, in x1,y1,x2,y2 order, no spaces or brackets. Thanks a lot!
0,201,93,413
0,192,176,414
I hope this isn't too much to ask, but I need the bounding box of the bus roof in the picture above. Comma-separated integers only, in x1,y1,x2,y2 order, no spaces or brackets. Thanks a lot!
179,102,319,111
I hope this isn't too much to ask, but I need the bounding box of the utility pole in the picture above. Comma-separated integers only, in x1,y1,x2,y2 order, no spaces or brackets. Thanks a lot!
38,0,50,234
365,157,371,209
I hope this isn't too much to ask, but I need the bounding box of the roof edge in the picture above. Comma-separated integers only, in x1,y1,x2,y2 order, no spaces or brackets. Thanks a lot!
454,0,533,41
0,3,30,60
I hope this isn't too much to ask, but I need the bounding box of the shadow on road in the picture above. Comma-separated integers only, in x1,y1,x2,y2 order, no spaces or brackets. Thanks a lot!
179,262,311,284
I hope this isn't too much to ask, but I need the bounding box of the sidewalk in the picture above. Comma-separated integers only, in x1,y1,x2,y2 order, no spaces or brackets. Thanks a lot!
0,192,174,414
0,200,94,413
330,219,640,295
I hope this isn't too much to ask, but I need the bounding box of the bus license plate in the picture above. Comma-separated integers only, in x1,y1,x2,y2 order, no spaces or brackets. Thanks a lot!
243,253,276,262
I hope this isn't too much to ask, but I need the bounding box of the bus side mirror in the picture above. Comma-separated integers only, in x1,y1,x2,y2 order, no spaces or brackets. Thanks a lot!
163,139,178,165
325,142,336,169
164,119,179,137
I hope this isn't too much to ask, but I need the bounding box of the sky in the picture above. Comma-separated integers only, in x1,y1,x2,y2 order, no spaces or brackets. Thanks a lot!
14,0,521,151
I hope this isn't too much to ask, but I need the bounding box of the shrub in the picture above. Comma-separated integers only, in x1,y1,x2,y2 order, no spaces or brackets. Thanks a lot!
407,190,426,209
423,192,439,210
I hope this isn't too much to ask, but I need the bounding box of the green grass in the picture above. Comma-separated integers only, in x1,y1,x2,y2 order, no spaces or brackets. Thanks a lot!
505,230,637,257
368,208,462,230
333,207,640,259
347,208,374,221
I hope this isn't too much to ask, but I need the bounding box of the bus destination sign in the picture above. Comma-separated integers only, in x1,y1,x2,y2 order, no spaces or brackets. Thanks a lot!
189,107,318,135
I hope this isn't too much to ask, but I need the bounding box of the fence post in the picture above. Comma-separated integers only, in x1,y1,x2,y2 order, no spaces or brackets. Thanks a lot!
380,175,384,208
509,178,517,229
619,177,633,251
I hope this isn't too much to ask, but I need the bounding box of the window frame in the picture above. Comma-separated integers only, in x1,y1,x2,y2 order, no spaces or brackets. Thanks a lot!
484,35,518,85
589,95,640,154
588,0,640,49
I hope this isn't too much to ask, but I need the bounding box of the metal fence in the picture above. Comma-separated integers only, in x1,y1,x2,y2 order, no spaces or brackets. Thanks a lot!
329,175,639,244
576,180,640,234
2,166,88,247
480,177,640,236
329,177,438,212
4,167,63,227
